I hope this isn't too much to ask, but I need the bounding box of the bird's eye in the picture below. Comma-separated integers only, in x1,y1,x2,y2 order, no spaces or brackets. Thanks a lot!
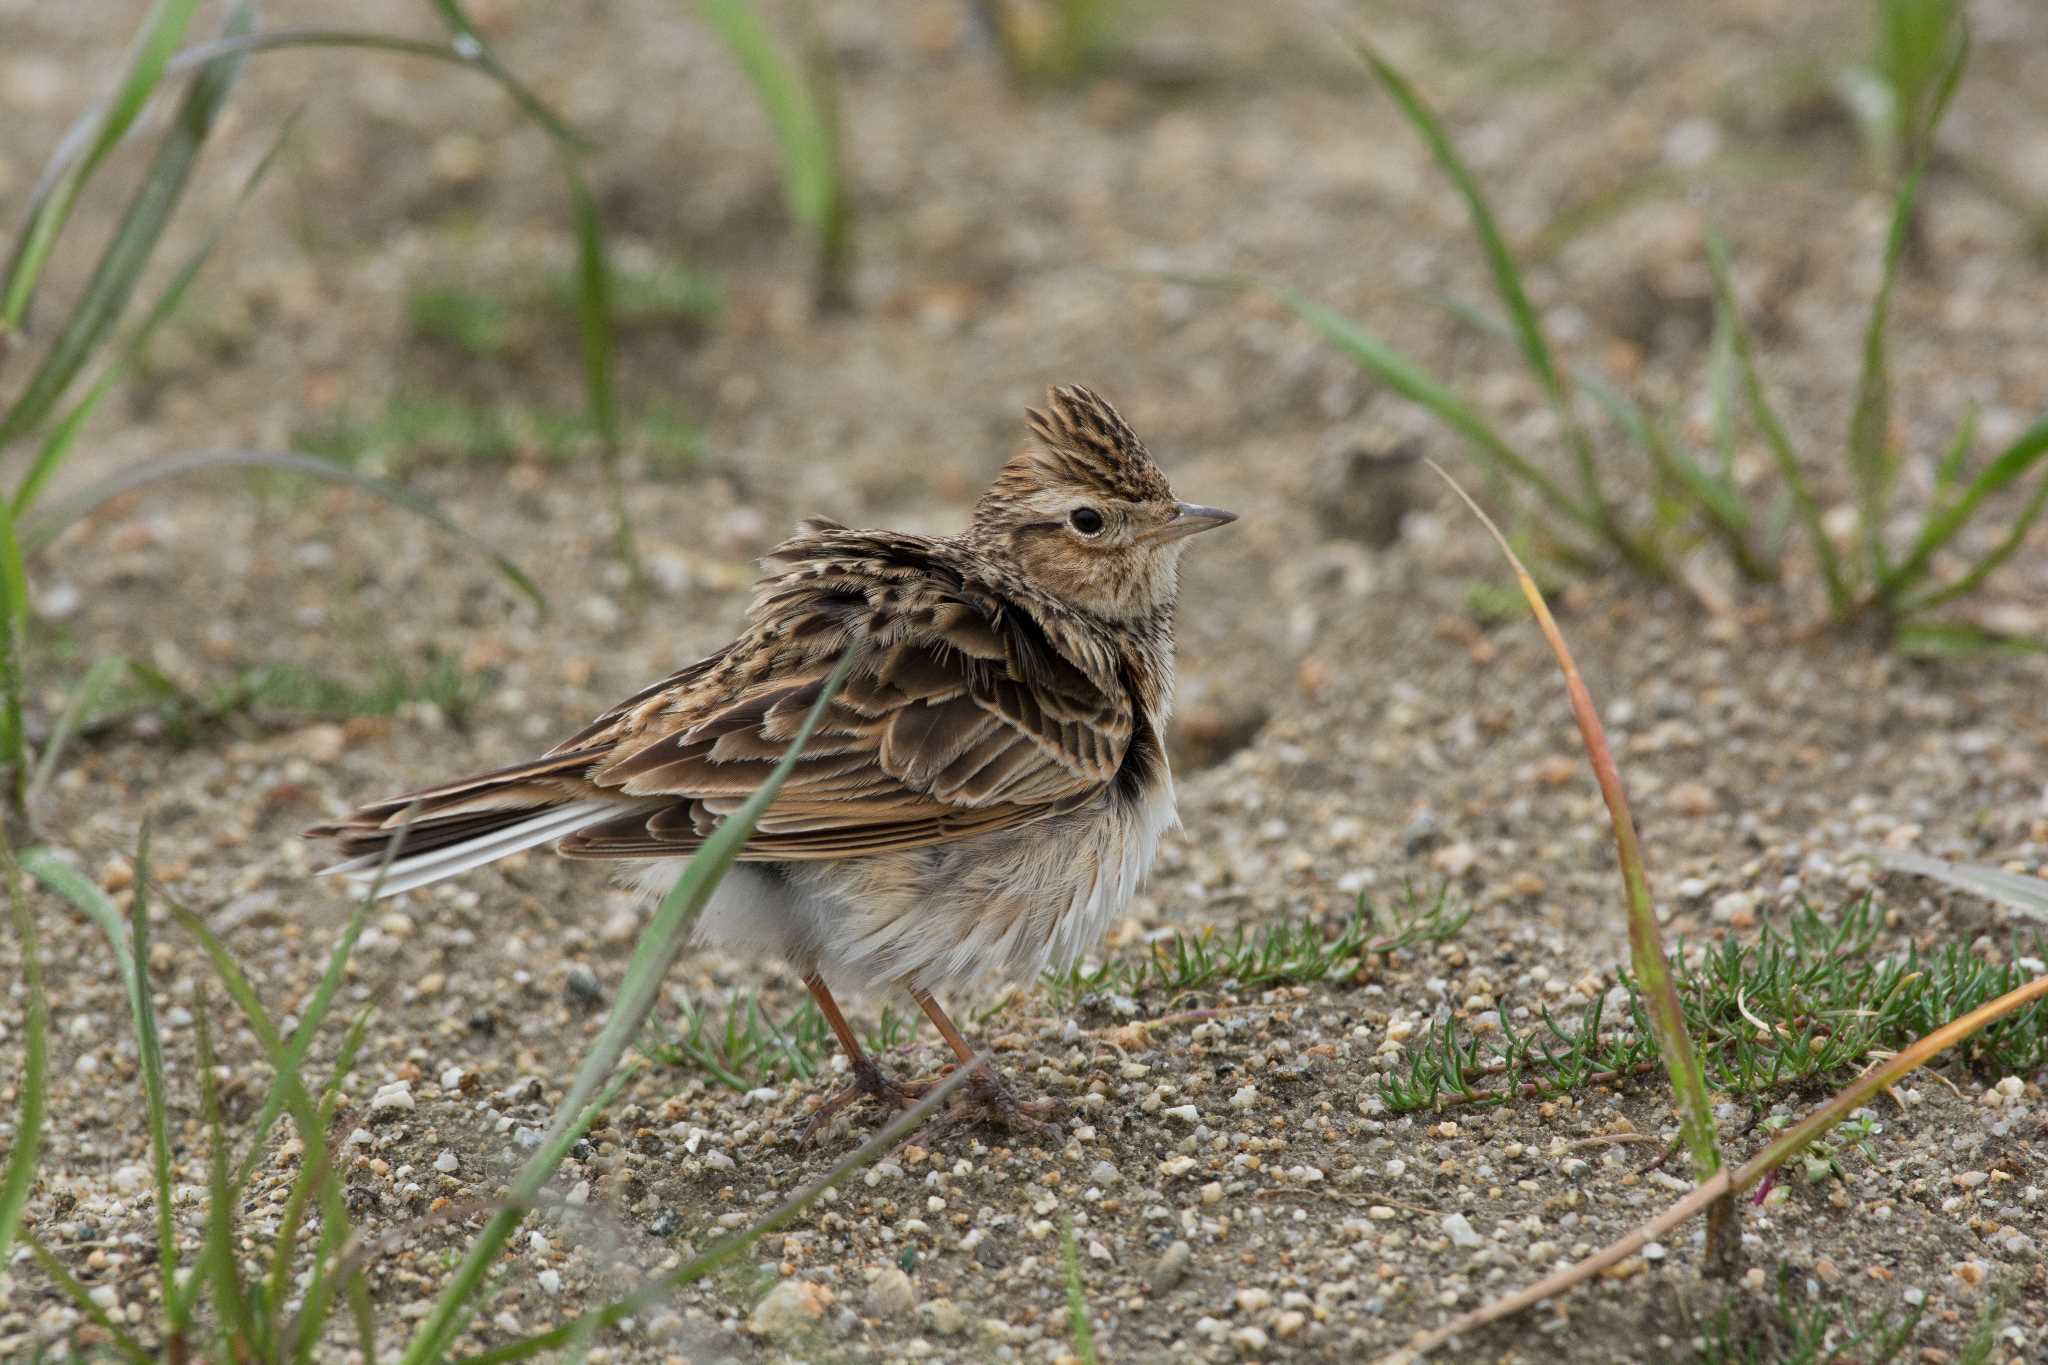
1069,507,1105,535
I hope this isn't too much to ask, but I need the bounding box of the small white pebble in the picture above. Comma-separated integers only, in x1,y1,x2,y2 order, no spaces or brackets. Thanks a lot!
537,1269,562,1295
1441,1212,1483,1249
434,1150,459,1174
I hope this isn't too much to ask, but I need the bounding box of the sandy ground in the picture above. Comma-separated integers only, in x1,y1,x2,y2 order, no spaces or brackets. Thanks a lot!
2,0,2046,1360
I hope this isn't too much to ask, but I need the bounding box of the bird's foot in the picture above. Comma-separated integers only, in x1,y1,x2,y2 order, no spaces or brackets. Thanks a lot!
797,1056,923,1147
920,1066,1063,1135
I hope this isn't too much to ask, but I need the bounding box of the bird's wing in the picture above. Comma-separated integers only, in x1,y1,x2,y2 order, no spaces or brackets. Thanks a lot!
558,533,1132,861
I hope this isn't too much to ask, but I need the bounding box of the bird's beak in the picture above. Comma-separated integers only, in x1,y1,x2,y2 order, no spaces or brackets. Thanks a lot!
1148,501,1238,543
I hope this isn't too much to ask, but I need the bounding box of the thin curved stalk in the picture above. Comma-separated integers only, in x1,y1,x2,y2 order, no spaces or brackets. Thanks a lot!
18,449,545,612
1706,230,1848,612
1429,462,1725,1227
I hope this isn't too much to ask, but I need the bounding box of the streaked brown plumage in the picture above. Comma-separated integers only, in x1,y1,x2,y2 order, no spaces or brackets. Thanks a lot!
309,385,1234,1132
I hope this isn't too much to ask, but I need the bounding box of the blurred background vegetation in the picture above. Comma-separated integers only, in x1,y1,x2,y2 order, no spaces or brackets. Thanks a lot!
0,0,2043,823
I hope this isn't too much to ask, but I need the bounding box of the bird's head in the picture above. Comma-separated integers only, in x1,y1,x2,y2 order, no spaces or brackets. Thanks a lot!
969,385,1235,622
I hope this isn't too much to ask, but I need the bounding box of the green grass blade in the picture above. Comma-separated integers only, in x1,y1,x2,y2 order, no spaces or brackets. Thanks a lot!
1892,621,2048,658
15,23,591,252
1355,44,1558,406
1878,0,1969,170
1847,165,1923,585
1706,310,1740,482
0,2,249,456
1435,291,1772,578
27,656,129,810
1886,412,2048,599
284,1013,373,1362
700,0,832,231
1270,285,1598,537
1356,41,1619,538
1706,228,1849,612
195,989,259,1351
126,829,187,1331
565,167,640,583
798,4,852,311
1932,402,1979,500
420,0,590,149
14,111,297,519
0,501,32,798
189,30,583,145
18,448,547,612
1898,460,2048,613
1880,850,2048,924
229,891,373,1192
167,894,350,1197
20,844,187,1314
1061,1215,1101,1365
271,1010,367,1337
21,848,135,987
0,0,203,327
0,843,48,1269
398,644,861,1365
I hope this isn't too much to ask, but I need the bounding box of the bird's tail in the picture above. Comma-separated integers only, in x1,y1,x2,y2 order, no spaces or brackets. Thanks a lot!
306,748,626,898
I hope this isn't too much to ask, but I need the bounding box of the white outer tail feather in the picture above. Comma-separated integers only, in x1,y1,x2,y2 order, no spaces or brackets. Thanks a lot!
315,800,619,899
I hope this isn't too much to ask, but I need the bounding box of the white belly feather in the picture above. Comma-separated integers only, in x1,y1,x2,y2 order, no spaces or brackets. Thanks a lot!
634,776,1178,998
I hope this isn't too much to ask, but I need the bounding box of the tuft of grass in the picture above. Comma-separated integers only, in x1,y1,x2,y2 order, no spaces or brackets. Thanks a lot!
52,651,489,752
407,282,519,355
223,654,489,726
699,0,853,312
18,648,873,1361
294,392,700,476
0,3,592,816
650,890,1463,1094
650,988,920,1091
1687,1264,1923,1365
1047,885,1468,1007
1267,34,2048,650
1380,898,2048,1114
19,832,379,1361
407,251,721,356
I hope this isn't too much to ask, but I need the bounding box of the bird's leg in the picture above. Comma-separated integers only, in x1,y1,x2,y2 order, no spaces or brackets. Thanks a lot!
909,986,1061,1130
798,972,919,1144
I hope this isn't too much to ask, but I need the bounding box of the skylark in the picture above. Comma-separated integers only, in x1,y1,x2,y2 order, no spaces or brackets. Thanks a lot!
310,385,1235,1132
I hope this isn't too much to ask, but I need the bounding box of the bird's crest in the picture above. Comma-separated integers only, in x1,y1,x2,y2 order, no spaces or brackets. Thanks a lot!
979,387,1174,524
